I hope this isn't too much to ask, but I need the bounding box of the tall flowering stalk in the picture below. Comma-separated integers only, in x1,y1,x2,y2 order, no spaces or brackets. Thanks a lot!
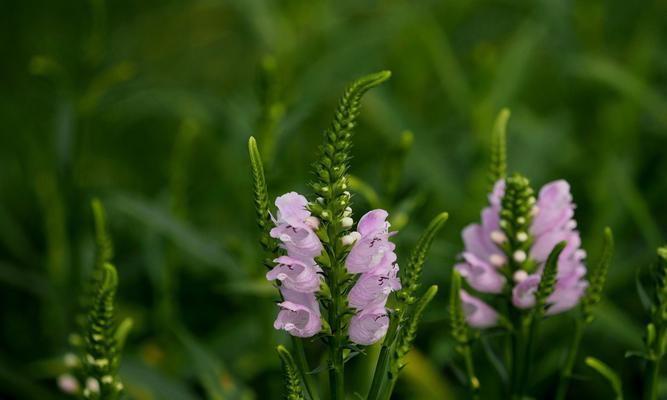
58,199,131,400
249,71,445,400
449,109,614,399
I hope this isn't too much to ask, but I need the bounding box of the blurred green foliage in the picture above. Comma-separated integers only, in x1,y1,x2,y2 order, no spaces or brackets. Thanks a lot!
1,0,666,398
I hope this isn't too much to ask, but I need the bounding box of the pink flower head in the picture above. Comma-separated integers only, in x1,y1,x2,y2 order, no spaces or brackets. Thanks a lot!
349,306,390,345
460,290,499,328
345,210,396,274
348,262,401,310
266,256,322,293
457,178,588,315
273,288,321,337
270,192,323,260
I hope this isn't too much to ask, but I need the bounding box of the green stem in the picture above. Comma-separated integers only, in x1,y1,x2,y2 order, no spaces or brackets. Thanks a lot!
327,253,345,400
555,318,584,400
509,316,524,400
518,315,538,398
292,336,318,400
644,358,661,400
367,325,398,400
462,345,480,400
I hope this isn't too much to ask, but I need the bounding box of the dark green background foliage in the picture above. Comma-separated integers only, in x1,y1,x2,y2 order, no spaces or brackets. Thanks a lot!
1,0,666,398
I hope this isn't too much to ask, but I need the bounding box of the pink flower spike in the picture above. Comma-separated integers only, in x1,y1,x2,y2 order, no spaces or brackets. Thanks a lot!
460,290,499,328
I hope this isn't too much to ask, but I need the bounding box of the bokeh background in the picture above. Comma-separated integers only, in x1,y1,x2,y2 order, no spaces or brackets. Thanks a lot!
1,0,666,398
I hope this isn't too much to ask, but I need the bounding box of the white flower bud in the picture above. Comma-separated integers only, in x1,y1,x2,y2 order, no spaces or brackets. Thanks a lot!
305,216,320,229
341,217,353,228
516,232,528,242
513,270,528,283
317,197,324,204
517,217,526,225
101,375,114,384
531,206,539,216
343,191,351,198
489,254,505,267
86,378,100,394
321,211,330,219
343,207,353,217
513,250,527,263
58,374,79,394
341,232,361,246
490,230,506,244
566,220,577,230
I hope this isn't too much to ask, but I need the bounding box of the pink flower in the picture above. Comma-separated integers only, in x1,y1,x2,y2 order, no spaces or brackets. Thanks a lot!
455,252,506,294
349,306,390,345
348,261,401,310
266,256,322,293
270,192,323,260
345,210,396,274
457,178,588,319
460,290,499,328
273,288,321,337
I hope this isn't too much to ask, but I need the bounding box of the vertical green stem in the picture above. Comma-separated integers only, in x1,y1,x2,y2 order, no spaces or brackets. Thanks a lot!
509,316,524,400
328,249,345,400
555,318,584,400
292,336,318,400
367,315,399,400
462,345,480,400
644,358,661,400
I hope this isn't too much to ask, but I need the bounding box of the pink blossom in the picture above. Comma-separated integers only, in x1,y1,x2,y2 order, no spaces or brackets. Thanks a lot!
270,192,323,260
460,290,499,328
273,288,321,337
266,256,322,293
348,262,401,310
349,307,390,345
345,209,396,274
455,252,506,294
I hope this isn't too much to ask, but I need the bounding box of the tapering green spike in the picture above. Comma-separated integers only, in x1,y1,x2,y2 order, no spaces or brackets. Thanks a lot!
582,228,615,323
398,212,448,305
449,271,468,343
277,345,305,400
499,173,536,272
310,71,391,222
248,136,281,268
535,241,566,316
91,198,113,269
489,108,511,188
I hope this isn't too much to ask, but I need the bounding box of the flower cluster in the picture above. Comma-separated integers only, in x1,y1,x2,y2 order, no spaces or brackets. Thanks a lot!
345,210,401,345
456,179,587,328
267,192,323,337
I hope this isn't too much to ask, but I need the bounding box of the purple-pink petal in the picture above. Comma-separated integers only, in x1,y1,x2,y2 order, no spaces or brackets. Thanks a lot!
357,209,390,237
455,253,506,294
348,307,390,345
266,256,321,292
348,263,401,310
460,290,499,328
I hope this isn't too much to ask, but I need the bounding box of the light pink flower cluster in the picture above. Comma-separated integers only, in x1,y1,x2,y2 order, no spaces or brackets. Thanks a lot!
345,210,401,345
455,180,587,328
267,192,323,337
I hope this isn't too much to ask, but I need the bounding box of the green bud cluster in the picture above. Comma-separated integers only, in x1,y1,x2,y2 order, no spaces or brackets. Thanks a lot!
499,173,537,273
489,108,510,188
449,270,469,344
581,228,615,323
276,345,305,400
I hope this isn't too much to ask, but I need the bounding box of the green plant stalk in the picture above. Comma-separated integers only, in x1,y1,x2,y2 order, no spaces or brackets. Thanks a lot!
461,343,480,400
644,357,661,400
367,314,399,400
328,257,345,400
554,318,584,400
291,337,318,400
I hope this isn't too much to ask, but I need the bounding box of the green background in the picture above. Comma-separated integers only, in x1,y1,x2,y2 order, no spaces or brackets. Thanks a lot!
1,0,666,398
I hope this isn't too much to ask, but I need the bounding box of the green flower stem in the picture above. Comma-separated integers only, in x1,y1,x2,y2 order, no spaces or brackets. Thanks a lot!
367,315,399,400
644,357,661,400
325,238,346,400
462,344,480,400
554,318,584,400
291,337,318,400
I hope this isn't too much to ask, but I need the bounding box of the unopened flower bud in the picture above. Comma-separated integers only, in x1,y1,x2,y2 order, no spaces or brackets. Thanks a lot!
305,216,320,229
513,270,528,283
531,206,539,216
341,217,353,228
516,232,528,242
58,374,79,394
64,353,79,368
86,378,100,394
517,217,526,225
343,207,352,217
489,254,505,267
513,250,527,263
490,230,506,244
317,197,324,204
341,232,361,246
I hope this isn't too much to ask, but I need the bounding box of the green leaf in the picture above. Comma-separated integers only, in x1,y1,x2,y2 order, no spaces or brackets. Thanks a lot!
92,197,114,269
277,345,305,400
398,212,448,305
585,356,623,400
582,227,615,322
